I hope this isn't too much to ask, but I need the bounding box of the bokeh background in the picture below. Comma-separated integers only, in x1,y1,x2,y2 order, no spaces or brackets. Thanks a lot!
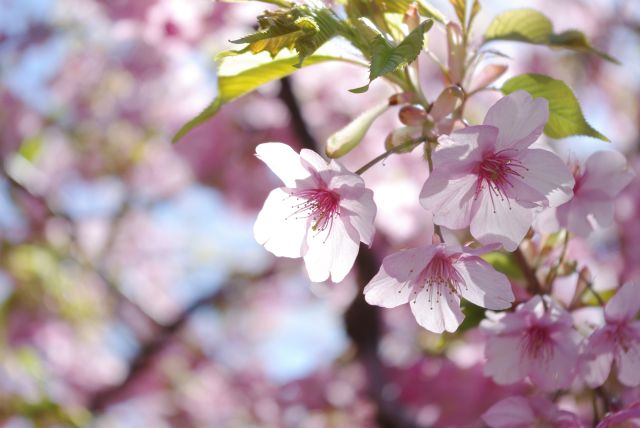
1,0,639,427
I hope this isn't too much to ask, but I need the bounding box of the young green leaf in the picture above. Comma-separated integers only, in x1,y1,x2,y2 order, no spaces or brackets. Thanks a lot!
230,6,343,66
484,9,618,63
173,52,366,143
350,19,433,93
415,0,446,24
501,74,609,142
326,101,389,158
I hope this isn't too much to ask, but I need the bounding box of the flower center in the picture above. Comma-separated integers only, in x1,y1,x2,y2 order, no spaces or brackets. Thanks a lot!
413,252,464,309
521,325,553,360
474,150,527,211
289,188,341,233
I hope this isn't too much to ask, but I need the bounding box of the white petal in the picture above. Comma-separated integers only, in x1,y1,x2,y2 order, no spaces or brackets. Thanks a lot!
303,217,360,283
339,188,377,246
605,281,640,322
518,148,574,207
484,91,548,150
484,336,528,384
255,143,310,187
254,187,308,258
470,192,533,252
420,172,477,229
581,150,635,197
617,327,640,387
410,287,464,333
364,247,435,308
456,257,514,310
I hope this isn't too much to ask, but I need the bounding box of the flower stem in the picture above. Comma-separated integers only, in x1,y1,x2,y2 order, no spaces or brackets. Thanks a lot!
514,246,545,296
355,138,425,175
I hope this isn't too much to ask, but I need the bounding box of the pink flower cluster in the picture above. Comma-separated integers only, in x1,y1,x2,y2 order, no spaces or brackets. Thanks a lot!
253,91,635,337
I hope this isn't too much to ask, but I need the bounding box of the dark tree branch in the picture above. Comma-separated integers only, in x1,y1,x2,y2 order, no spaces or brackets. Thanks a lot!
280,78,421,428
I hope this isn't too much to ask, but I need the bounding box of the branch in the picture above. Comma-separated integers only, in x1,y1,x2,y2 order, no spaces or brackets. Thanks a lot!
280,79,422,428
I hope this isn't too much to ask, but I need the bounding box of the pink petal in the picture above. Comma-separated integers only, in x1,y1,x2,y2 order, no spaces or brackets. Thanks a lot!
555,200,594,237
580,350,613,388
302,216,360,283
435,125,499,166
364,247,436,308
482,396,535,428
456,256,514,310
517,148,575,208
255,143,311,187
617,338,640,387
483,90,549,151
605,281,640,322
470,192,533,252
410,286,464,333
339,188,376,246
581,150,635,197
254,187,308,258
484,336,528,384
529,337,578,391
420,172,477,229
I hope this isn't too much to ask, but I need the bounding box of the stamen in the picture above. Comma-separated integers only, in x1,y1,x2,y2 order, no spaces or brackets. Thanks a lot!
287,188,341,236
414,251,464,310
474,149,528,212
520,325,553,360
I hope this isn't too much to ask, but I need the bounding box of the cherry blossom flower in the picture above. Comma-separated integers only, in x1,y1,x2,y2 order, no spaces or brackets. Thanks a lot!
364,243,514,333
482,296,579,391
537,150,635,237
580,281,640,388
482,396,583,428
420,91,574,251
253,143,376,283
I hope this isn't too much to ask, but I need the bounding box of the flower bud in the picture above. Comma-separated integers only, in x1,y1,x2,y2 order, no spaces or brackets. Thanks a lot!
446,23,465,85
399,105,427,126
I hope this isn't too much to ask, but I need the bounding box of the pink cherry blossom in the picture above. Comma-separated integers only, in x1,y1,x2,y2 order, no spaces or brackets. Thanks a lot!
253,143,376,283
482,295,579,391
581,281,640,388
482,396,583,428
420,91,574,251
364,243,514,333
538,150,635,237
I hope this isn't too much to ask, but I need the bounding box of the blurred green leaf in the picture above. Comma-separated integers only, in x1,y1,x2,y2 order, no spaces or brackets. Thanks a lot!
350,19,433,93
18,136,43,162
501,74,609,141
173,52,366,142
484,9,618,63
481,251,523,279
326,102,389,158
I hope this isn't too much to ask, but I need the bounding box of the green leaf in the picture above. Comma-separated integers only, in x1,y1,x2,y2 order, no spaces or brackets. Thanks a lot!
230,6,343,66
220,0,293,6
501,74,609,141
326,102,389,158
173,52,365,142
449,0,466,27
351,19,433,93
415,0,446,24
484,9,618,63
481,252,523,279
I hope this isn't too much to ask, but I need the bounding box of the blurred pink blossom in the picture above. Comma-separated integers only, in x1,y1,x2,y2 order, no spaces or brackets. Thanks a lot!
538,150,635,236
482,395,583,428
580,281,640,388
483,295,579,391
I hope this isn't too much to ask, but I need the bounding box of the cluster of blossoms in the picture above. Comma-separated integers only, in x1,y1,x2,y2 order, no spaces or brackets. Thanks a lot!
253,89,638,424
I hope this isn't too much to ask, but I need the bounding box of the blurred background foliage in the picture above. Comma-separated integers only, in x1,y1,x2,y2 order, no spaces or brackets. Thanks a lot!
0,0,639,427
